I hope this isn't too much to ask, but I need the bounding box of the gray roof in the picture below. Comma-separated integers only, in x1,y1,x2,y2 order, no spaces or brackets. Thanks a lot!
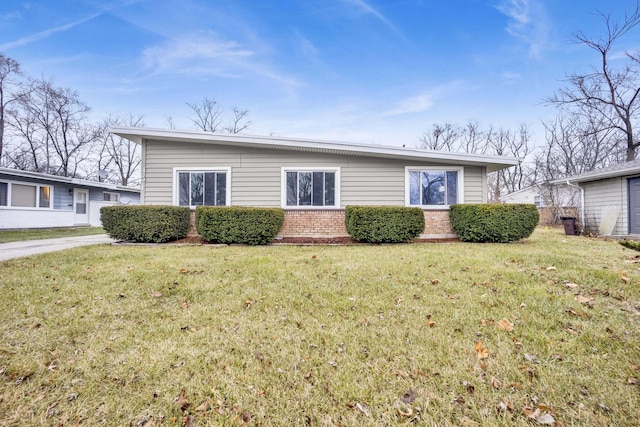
111,127,521,173
550,159,640,184
0,167,140,192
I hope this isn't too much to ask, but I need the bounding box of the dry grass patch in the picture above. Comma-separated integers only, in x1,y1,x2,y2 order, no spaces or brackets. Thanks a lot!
1,228,639,426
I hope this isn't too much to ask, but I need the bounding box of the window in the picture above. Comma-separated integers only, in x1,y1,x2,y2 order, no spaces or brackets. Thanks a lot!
282,168,340,208
103,192,120,202
174,169,230,208
0,182,7,206
406,167,462,207
533,195,542,208
0,181,52,209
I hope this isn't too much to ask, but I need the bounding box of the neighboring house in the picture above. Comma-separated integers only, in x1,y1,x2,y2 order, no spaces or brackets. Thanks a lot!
500,183,579,224
551,160,640,236
111,127,520,239
0,167,140,229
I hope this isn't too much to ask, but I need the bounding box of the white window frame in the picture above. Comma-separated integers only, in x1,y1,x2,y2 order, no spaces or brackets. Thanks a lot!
281,167,341,209
103,192,120,203
172,167,231,208
404,166,464,209
0,179,53,210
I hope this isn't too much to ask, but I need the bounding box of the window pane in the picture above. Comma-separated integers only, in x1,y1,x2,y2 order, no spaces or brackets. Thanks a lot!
312,172,324,206
216,173,226,205
324,172,335,206
11,184,36,207
191,173,204,206
409,171,420,205
422,172,445,205
204,173,216,206
286,172,297,206
39,186,51,208
446,171,458,205
298,172,312,206
0,182,7,206
179,173,189,206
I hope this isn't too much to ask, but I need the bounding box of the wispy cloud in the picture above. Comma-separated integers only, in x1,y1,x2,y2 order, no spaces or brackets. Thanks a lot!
0,13,100,51
383,80,465,116
496,0,550,59
141,31,299,86
340,0,400,34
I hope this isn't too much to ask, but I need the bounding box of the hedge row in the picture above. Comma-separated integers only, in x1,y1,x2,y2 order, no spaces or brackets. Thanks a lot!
101,203,539,245
195,206,284,245
449,204,539,243
345,206,425,243
100,205,190,243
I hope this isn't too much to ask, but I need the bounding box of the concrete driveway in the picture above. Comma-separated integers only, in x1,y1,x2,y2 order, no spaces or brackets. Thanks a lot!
0,234,114,261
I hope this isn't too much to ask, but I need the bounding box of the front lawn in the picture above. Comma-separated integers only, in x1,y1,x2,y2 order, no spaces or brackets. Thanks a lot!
1,228,639,426
0,227,104,243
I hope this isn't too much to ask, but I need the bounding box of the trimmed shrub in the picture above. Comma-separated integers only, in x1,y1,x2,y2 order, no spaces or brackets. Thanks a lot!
100,205,191,243
345,206,425,243
196,206,284,245
449,204,539,243
619,240,640,252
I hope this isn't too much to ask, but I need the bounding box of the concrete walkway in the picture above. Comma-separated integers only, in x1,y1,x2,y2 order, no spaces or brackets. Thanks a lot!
0,234,114,261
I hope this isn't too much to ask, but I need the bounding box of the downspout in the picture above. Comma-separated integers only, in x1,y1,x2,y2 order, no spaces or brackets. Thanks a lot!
565,180,584,234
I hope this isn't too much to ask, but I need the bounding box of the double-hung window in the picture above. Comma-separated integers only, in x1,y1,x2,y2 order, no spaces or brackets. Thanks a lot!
174,168,230,208
0,180,52,208
282,168,340,208
406,167,462,208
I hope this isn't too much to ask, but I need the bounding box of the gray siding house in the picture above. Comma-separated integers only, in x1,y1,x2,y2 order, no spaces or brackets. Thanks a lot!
551,160,640,236
111,127,520,239
0,167,140,229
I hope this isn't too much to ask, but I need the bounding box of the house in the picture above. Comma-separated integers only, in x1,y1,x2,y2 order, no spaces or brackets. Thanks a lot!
0,167,140,229
550,159,640,236
500,183,579,224
110,127,520,239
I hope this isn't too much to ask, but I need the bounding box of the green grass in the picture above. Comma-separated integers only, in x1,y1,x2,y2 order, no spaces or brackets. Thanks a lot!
0,227,104,243
1,228,639,426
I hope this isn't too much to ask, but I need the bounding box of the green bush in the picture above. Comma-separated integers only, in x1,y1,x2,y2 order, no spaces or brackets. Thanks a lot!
100,205,191,243
619,240,640,252
345,206,425,243
196,206,284,245
449,204,539,243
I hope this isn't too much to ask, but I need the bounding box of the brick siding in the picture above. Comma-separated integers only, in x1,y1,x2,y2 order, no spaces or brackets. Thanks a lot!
187,208,456,240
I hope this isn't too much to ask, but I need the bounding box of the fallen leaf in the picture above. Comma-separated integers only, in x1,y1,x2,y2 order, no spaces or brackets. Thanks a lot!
430,279,440,284
520,302,527,308
196,398,212,412
598,402,612,412
355,402,370,417
497,318,514,331
575,295,594,304
427,319,436,327
175,389,190,411
627,377,638,385
241,411,252,422
152,291,162,298
396,402,413,417
311,254,317,259
546,266,557,271
451,394,465,405
621,275,631,283
402,389,416,403
565,282,580,289
183,415,195,427
491,376,501,389
475,341,489,359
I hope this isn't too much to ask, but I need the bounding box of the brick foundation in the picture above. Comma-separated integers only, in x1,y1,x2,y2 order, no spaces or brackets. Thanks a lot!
186,208,456,241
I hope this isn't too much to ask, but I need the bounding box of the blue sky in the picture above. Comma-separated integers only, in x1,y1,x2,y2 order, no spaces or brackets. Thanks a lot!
1,0,637,147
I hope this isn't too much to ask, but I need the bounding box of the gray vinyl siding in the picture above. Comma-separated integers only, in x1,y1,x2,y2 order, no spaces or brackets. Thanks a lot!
582,177,627,235
142,139,487,207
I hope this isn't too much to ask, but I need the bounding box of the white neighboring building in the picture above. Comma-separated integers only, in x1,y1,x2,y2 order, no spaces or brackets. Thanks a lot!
0,167,140,229
500,183,579,208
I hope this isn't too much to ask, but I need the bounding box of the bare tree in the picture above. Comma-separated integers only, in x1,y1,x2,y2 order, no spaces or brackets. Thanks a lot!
95,114,143,186
187,97,251,134
9,78,97,176
0,54,22,161
547,2,640,161
419,123,461,151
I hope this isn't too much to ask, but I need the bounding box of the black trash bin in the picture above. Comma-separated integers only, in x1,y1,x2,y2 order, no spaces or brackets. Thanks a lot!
560,216,577,236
